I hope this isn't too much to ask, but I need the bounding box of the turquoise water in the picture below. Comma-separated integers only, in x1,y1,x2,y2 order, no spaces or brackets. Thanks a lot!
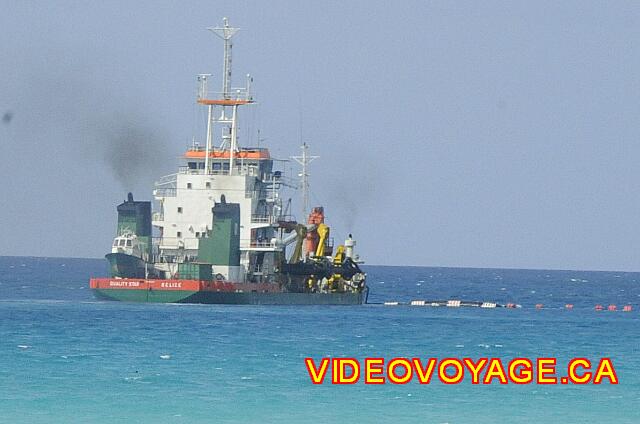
0,256,638,423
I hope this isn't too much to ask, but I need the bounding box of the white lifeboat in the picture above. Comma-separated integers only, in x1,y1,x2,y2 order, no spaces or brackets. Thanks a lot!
111,232,143,258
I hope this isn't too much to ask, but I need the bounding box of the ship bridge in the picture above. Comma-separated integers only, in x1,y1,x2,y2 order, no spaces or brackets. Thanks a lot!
183,147,271,175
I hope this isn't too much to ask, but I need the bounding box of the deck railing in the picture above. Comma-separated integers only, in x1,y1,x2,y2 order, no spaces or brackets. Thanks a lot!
153,187,177,197
250,214,276,224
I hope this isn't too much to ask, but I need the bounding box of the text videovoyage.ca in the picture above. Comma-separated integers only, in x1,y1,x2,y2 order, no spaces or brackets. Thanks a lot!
305,357,618,385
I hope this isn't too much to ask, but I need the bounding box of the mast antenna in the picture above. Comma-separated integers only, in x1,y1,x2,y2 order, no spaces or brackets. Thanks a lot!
208,17,239,99
198,18,252,175
291,143,318,220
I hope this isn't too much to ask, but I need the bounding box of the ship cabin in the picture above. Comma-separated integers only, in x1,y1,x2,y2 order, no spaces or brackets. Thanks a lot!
182,146,273,178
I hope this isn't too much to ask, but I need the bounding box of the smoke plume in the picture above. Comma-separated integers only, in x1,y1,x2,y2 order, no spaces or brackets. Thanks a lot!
89,116,172,189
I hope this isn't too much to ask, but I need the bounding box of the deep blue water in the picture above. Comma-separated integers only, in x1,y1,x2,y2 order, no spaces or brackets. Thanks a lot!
0,256,638,423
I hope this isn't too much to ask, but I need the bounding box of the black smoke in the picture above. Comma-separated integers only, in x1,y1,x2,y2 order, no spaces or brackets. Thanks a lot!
89,115,172,189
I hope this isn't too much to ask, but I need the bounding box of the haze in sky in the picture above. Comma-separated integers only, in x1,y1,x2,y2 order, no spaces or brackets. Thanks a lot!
1,1,639,271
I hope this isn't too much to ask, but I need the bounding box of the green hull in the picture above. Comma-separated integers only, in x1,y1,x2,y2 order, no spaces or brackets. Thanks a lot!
92,288,367,305
106,253,148,279
93,289,198,303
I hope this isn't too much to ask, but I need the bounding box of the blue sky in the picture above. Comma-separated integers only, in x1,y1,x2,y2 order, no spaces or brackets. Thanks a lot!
1,1,640,270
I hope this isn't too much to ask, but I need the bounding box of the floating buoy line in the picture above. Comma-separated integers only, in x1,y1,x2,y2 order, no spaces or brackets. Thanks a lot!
378,300,519,308
374,300,634,311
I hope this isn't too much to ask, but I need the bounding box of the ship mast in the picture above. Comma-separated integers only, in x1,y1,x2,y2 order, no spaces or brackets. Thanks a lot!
291,143,318,220
197,18,252,175
197,73,213,173
209,17,238,99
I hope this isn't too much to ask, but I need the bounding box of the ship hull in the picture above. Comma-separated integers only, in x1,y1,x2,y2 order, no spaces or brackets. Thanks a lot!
90,278,367,305
105,253,148,279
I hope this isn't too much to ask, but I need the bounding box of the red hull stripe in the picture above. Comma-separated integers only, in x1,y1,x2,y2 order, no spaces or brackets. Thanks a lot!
89,278,280,293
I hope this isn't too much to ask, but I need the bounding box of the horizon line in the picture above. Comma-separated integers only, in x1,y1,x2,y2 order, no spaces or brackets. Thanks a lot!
1,254,639,275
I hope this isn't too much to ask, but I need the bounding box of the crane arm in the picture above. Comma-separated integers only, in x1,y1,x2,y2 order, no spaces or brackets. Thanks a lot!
315,223,330,257
288,224,308,264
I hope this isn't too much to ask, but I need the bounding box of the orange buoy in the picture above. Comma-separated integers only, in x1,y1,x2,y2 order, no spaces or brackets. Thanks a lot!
623,305,632,312
608,304,617,311
535,303,543,309
595,304,604,311
565,304,574,310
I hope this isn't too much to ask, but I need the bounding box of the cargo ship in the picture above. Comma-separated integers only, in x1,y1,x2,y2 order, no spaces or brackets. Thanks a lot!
89,18,368,305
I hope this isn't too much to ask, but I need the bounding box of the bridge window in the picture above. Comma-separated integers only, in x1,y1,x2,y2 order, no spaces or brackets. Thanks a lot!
178,207,183,213
126,240,132,247
206,182,211,189
187,183,192,189
177,231,182,238
188,162,197,170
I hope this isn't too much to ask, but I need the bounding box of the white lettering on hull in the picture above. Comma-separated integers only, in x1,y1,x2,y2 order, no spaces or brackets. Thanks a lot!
109,280,141,288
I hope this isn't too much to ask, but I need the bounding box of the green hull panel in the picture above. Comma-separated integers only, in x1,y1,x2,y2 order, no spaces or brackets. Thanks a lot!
93,289,197,303
106,253,147,279
92,289,367,305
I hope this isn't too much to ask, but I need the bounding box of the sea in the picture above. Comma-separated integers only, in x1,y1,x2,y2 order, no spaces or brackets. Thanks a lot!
0,256,638,423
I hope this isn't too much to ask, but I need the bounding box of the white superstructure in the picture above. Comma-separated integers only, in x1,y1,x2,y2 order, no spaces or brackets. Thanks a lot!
150,18,292,282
